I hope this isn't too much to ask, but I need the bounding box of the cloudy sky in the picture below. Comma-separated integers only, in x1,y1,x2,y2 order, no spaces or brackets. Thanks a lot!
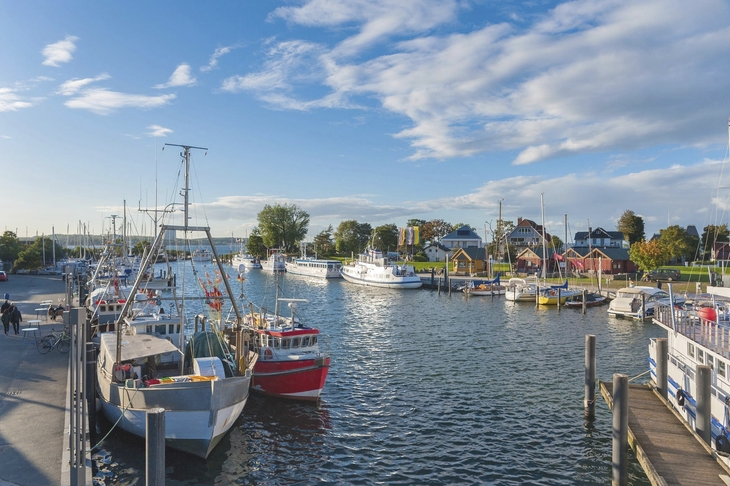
3,0,730,244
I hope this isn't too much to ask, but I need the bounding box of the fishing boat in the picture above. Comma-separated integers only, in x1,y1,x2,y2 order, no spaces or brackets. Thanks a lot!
192,247,213,262
261,249,286,272
606,285,681,319
340,248,422,289
232,251,261,270
244,298,330,401
564,291,606,308
95,144,255,459
537,280,582,305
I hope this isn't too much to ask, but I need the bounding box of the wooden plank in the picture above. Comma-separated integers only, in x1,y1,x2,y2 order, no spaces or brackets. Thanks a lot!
600,381,730,486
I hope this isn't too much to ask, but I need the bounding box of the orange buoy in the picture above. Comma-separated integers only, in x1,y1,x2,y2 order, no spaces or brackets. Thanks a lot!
698,307,717,321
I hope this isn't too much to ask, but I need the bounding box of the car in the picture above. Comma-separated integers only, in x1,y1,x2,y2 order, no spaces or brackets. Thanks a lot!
645,268,681,281
0,271,7,282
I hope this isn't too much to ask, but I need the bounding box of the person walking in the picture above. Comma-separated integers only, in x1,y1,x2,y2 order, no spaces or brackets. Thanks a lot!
9,303,22,335
1,305,10,335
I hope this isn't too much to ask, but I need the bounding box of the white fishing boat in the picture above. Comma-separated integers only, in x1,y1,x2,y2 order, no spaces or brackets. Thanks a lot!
192,247,213,262
232,252,261,270
340,248,422,289
96,144,255,459
261,249,286,272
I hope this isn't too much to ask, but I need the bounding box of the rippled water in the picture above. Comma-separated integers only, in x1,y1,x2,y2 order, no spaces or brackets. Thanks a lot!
95,266,661,485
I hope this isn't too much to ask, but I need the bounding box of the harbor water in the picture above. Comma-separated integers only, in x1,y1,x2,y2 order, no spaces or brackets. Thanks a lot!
93,263,660,485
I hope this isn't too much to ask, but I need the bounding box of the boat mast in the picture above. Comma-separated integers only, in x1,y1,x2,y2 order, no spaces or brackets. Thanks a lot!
541,193,547,279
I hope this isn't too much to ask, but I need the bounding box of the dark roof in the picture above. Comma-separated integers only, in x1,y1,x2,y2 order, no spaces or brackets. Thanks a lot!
516,247,556,259
424,243,450,252
590,248,631,260
686,225,699,237
573,227,624,241
442,226,481,241
565,247,591,257
453,247,487,260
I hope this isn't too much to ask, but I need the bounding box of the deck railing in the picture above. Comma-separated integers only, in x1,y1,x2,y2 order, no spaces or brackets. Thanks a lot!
655,303,730,358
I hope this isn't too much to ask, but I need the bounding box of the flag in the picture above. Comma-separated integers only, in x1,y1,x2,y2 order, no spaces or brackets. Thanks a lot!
413,226,420,245
407,227,414,245
398,228,406,246
554,253,564,261
573,259,584,269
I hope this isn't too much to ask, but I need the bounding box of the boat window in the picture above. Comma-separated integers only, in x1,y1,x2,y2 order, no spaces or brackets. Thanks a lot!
708,354,714,369
291,337,300,348
156,324,166,335
169,324,175,334
719,361,726,378
670,357,677,366
100,305,107,312
311,336,317,346
273,338,280,349
301,337,310,347
697,349,704,364
688,343,695,359
281,339,290,350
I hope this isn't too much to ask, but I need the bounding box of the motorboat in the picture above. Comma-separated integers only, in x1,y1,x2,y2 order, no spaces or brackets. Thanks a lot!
340,248,422,289
504,277,538,302
564,291,607,308
261,250,286,272
192,247,213,262
232,252,261,270
245,298,330,401
607,285,683,319
95,144,255,459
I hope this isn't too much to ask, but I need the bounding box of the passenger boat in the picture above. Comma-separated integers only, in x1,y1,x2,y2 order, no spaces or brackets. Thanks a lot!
286,257,342,279
96,144,255,459
261,249,286,272
340,248,422,289
192,247,213,262
232,251,261,270
649,285,730,464
607,285,682,319
245,298,330,401
504,277,538,302
537,280,582,305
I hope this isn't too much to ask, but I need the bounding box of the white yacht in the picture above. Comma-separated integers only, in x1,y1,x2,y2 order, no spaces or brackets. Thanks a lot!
340,249,421,289
504,277,538,302
607,285,678,319
261,250,286,272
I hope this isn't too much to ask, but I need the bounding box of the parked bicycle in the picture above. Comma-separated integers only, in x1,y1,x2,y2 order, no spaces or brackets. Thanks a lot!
37,327,71,354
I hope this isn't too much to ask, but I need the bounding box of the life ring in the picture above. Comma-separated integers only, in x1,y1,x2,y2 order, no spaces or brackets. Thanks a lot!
263,348,273,360
676,389,686,407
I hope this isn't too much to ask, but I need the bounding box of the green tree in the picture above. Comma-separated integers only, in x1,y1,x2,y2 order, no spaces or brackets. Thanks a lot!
658,225,694,263
246,228,266,259
373,224,399,252
629,240,668,272
550,235,564,252
617,210,645,245
0,231,21,262
14,236,62,270
700,224,729,261
334,220,372,255
312,226,335,257
256,203,310,253
132,240,151,256
420,219,453,243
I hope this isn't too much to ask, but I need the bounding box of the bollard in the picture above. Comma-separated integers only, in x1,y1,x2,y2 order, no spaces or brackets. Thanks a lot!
582,289,587,314
655,338,668,400
584,335,596,420
697,365,712,445
146,408,166,486
612,373,628,486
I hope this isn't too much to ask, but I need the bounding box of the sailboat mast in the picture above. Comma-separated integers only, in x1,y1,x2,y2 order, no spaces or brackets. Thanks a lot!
541,193,547,279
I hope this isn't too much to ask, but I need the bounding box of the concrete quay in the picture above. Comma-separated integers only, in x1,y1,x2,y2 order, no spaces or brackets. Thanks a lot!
0,275,72,486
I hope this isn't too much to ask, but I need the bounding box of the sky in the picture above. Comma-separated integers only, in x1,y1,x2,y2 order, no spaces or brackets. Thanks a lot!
3,0,730,245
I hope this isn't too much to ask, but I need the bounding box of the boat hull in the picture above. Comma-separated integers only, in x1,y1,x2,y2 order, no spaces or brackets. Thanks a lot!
252,356,330,401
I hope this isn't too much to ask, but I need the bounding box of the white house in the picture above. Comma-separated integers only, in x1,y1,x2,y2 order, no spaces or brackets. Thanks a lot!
440,226,482,250
423,243,450,262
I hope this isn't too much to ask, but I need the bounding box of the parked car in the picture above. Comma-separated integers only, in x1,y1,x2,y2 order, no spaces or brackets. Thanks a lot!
0,271,7,281
645,268,681,281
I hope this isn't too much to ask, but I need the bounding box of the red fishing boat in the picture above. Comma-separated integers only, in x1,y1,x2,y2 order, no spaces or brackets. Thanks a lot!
246,298,330,401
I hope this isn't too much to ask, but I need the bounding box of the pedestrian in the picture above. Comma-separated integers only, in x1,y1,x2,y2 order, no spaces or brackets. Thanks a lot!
9,303,22,335
0,297,9,315
1,305,10,335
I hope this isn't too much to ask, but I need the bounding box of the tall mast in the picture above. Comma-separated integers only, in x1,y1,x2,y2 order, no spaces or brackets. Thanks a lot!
541,193,547,279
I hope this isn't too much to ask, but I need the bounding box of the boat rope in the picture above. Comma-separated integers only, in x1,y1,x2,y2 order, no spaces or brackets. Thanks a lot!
88,385,141,453
628,369,650,382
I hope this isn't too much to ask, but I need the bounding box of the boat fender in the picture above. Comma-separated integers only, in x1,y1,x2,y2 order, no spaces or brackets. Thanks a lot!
717,434,730,454
263,348,273,360
676,389,686,407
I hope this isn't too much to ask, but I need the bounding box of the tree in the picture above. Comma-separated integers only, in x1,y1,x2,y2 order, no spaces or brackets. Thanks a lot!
550,235,564,253
312,226,335,257
256,204,310,253
0,231,21,263
246,228,266,259
14,236,63,270
629,240,668,272
658,225,694,263
132,240,151,256
334,220,372,255
420,220,453,244
373,224,398,252
617,210,645,245
700,224,729,261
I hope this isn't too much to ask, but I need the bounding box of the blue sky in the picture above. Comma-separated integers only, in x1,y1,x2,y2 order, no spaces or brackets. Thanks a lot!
3,0,730,244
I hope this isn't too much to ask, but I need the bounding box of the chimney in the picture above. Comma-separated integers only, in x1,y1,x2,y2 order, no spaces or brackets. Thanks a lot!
518,217,523,224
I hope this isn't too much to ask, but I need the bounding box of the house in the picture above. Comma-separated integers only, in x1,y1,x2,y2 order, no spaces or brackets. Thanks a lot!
575,248,637,275
423,243,451,262
573,227,626,249
440,226,482,250
712,242,730,261
451,247,487,275
505,218,550,248
515,247,559,275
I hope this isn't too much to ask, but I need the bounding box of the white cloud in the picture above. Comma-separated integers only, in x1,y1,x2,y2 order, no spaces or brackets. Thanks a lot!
0,88,33,112
201,46,237,72
57,74,111,96
155,63,196,88
64,88,175,115
42,35,79,67
238,0,730,163
147,125,173,137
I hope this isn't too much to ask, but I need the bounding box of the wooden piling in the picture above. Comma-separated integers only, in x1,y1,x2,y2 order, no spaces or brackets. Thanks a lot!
612,373,628,486
697,365,712,445
584,335,596,420
582,289,587,314
146,408,166,486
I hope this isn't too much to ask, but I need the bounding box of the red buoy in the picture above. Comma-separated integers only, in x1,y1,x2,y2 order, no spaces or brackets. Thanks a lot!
698,307,717,322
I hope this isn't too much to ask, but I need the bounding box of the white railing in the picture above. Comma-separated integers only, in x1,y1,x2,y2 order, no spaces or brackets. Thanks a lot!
655,303,730,358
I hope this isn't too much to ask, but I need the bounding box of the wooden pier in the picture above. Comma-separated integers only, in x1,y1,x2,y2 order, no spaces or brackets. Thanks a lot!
600,381,730,485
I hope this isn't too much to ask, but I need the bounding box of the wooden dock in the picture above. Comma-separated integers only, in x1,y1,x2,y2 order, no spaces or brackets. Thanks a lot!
600,381,730,485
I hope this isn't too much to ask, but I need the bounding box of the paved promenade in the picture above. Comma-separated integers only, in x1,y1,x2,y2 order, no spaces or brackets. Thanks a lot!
0,275,70,486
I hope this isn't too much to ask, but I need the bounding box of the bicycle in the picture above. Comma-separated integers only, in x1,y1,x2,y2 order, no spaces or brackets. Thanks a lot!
37,327,71,354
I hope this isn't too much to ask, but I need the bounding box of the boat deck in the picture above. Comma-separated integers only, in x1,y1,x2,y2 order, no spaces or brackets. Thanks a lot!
600,381,730,485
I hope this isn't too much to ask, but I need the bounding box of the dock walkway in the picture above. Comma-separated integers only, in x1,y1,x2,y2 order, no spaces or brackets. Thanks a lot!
600,381,730,486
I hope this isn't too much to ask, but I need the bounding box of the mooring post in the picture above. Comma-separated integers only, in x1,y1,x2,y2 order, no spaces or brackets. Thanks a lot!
656,338,668,400
438,277,441,295
641,294,646,320
584,335,596,420
535,286,540,307
612,373,628,486
431,268,435,288
146,408,166,486
582,289,587,314
697,365,712,445
557,288,561,311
